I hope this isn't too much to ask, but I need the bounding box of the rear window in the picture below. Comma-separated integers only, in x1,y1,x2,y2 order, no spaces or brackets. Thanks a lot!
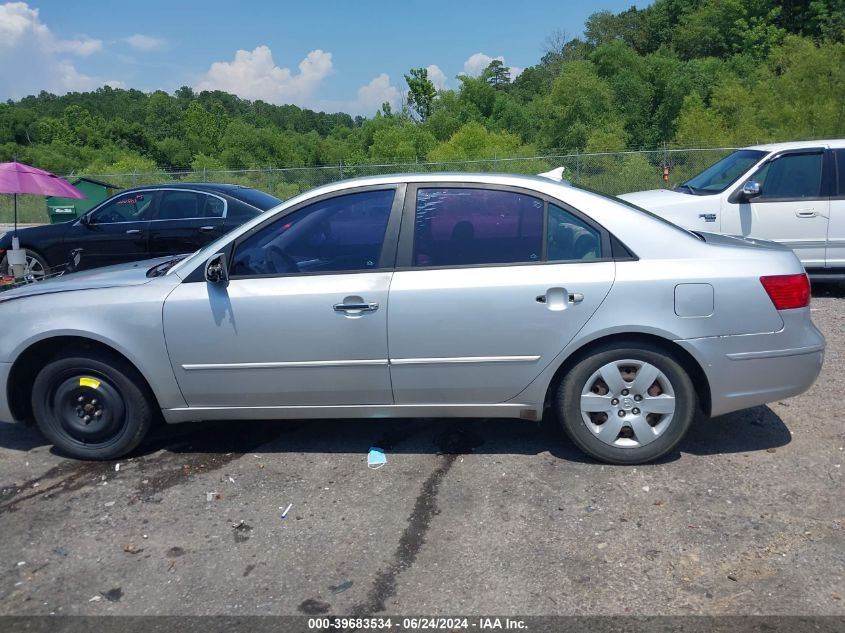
232,187,282,211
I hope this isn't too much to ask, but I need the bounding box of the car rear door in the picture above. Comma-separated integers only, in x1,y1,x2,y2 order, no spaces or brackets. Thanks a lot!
162,185,403,408
722,148,830,267
69,190,155,269
387,184,615,405
148,189,227,258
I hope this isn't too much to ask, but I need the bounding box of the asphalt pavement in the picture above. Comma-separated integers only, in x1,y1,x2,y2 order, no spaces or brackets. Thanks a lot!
0,286,843,617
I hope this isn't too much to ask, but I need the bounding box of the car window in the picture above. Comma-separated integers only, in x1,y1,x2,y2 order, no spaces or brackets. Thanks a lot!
90,191,153,224
835,149,845,196
413,188,543,267
683,149,766,194
548,204,602,260
157,191,210,220
231,187,282,210
752,153,823,200
230,189,395,276
206,196,225,218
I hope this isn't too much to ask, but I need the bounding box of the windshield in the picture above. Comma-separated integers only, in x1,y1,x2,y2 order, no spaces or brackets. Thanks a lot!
677,149,766,195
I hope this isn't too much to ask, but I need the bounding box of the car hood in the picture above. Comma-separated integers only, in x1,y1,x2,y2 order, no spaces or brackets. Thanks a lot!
0,257,172,302
0,222,69,249
618,188,706,211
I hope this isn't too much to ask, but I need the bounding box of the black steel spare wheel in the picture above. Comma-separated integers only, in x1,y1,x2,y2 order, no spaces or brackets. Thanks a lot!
32,350,154,460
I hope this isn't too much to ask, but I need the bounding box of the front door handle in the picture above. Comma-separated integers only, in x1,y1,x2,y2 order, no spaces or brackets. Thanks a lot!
199,226,216,232
333,302,378,312
569,292,584,304
795,209,817,218
125,229,141,235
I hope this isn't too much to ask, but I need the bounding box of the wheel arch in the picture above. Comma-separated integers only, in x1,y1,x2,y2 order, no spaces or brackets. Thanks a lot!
542,331,712,416
7,335,159,422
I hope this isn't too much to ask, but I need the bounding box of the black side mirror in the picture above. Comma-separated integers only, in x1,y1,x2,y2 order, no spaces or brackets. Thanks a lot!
205,252,229,285
79,214,91,226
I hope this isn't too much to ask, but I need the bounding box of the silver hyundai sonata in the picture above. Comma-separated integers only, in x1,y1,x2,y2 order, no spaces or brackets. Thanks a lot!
0,174,825,464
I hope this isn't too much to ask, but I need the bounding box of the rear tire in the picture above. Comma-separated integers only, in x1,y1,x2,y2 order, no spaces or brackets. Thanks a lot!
557,343,696,465
31,349,154,460
1,248,50,279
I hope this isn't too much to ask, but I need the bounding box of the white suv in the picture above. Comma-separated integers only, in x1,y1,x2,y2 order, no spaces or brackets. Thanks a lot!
619,140,845,279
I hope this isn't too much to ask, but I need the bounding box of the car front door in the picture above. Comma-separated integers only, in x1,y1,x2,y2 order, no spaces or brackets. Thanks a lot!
148,189,227,258
722,149,830,268
69,190,155,269
387,185,615,404
161,186,403,408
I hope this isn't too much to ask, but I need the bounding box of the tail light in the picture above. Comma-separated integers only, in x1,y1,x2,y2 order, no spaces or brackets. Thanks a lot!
760,274,810,310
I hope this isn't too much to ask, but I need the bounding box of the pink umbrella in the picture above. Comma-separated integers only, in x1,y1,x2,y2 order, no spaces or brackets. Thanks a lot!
0,161,85,234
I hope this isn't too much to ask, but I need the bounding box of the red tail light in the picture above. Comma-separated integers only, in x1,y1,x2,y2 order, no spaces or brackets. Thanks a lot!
760,274,810,310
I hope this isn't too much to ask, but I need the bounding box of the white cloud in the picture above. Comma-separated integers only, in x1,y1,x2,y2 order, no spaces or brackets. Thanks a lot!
196,45,333,106
426,64,448,90
316,73,402,117
0,2,116,98
124,33,166,51
54,37,102,57
461,52,522,80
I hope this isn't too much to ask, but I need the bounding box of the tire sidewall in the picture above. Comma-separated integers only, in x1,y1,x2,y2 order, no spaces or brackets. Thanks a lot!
32,353,152,460
558,344,696,465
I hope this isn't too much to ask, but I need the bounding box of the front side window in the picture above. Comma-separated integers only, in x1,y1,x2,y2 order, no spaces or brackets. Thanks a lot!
680,149,766,195
547,204,602,260
752,153,823,200
413,188,543,267
231,189,394,276
836,149,845,197
90,191,153,224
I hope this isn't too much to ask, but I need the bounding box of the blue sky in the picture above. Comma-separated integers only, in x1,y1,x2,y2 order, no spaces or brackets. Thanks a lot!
1,1,648,115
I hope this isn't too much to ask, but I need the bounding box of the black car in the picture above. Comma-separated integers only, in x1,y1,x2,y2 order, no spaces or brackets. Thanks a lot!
0,183,281,277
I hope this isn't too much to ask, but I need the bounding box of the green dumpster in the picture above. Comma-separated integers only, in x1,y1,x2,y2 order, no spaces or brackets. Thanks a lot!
46,177,120,224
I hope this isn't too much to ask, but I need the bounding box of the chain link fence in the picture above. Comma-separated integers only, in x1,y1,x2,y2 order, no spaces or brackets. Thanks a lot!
1,147,735,224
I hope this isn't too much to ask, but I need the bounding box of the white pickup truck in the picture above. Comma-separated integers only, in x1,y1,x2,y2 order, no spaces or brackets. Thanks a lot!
619,140,845,279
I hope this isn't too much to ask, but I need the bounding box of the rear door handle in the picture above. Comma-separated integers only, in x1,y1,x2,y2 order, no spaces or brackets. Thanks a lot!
569,292,584,304
333,302,378,312
795,209,817,218
125,229,141,235
199,226,216,232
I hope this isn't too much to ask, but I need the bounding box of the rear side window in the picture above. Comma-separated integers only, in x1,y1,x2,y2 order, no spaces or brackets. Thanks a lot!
548,204,602,260
157,191,208,220
231,189,394,276
413,188,543,267
835,149,845,196
752,153,823,199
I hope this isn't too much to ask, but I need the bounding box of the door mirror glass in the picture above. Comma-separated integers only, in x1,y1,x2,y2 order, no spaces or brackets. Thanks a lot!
741,180,761,198
205,252,229,284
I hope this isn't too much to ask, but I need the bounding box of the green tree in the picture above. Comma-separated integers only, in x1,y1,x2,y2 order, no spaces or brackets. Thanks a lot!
404,68,437,121
482,60,511,89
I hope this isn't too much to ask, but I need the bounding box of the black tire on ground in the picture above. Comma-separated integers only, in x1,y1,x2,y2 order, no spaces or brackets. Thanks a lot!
31,349,154,460
0,248,50,277
557,342,697,465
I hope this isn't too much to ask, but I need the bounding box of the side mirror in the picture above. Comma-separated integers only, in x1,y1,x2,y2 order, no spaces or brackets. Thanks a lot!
205,252,229,285
741,180,761,199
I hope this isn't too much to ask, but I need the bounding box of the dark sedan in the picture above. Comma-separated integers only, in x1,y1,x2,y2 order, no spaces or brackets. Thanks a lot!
0,183,281,277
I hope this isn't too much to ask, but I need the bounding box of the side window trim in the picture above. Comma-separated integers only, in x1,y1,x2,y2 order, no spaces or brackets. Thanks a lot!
221,184,405,280
151,189,229,221
79,189,159,225
395,182,614,269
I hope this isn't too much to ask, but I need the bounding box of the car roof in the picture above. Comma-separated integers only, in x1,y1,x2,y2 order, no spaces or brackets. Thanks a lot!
123,183,259,196
744,139,845,152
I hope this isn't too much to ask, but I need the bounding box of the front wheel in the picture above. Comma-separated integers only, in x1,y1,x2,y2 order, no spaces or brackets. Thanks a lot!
1,248,50,280
557,343,696,464
31,349,154,460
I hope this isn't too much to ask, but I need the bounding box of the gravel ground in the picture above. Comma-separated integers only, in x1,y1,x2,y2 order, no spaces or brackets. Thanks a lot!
0,286,842,617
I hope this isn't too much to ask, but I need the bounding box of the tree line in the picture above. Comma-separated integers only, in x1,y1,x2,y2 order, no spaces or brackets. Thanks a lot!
0,0,842,202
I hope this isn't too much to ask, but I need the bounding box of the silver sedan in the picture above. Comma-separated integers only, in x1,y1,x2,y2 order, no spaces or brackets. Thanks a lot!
0,174,825,464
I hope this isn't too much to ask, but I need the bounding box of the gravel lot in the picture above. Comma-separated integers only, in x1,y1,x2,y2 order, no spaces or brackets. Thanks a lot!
0,285,843,617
